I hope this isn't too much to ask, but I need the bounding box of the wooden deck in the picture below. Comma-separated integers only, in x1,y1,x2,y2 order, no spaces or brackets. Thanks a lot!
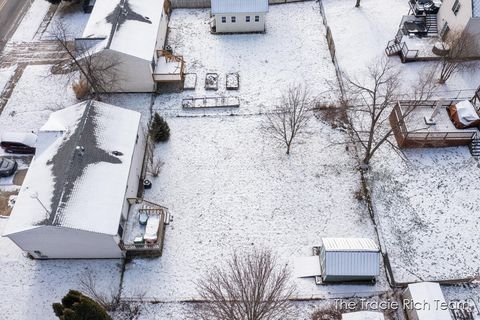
390,100,478,148
121,198,169,258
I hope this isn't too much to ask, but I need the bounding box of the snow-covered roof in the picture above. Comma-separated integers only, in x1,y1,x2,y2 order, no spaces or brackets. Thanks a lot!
342,311,385,320
80,0,165,61
0,132,37,147
3,100,141,236
405,282,452,320
322,237,379,252
211,0,269,14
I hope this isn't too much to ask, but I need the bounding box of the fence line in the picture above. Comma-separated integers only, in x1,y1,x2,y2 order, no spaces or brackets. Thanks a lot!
318,0,345,98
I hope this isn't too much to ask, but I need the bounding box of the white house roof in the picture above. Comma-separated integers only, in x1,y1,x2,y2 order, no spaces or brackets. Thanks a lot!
211,0,269,14
3,100,141,237
80,0,165,61
322,237,379,252
406,282,452,320
342,311,385,320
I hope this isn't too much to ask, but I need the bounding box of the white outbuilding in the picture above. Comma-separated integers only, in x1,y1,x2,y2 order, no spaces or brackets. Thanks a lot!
76,0,184,93
403,282,453,320
210,0,269,33
2,100,145,259
319,238,380,282
342,311,385,320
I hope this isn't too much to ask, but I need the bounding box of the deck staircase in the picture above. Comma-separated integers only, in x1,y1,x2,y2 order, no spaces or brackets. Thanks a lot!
425,14,438,36
470,134,480,159
385,40,402,56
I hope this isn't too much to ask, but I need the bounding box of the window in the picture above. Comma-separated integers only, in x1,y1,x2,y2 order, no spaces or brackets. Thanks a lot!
452,0,461,15
118,224,124,238
231,16,236,23
440,22,450,40
221,16,226,23
246,16,250,22
255,15,260,22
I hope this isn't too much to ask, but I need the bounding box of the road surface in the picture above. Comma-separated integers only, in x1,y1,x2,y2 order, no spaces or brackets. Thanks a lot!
0,0,32,52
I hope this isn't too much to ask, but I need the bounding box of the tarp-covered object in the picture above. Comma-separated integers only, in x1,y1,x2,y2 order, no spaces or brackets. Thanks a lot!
448,100,480,129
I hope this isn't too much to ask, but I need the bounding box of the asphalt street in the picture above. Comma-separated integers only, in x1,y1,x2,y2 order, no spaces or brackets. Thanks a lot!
0,0,32,52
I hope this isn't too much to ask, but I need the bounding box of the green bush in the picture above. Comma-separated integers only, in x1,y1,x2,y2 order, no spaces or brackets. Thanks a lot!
52,290,112,320
150,112,170,143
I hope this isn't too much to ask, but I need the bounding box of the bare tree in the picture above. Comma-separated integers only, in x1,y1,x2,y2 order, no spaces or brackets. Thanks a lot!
195,249,296,320
79,270,120,311
79,270,146,320
49,21,121,99
338,57,436,167
437,30,478,84
264,84,313,155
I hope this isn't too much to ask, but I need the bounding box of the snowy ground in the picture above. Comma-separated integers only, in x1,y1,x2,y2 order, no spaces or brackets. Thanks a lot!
321,0,480,96
120,2,388,311
0,65,16,94
0,64,76,134
321,0,480,283
121,115,387,303
2,0,480,318
42,1,91,40
155,2,336,117
9,0,51,43
0,219,123,320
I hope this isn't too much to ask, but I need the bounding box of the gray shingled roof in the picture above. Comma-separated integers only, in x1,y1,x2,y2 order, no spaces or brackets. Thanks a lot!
42,101,123,227
4,100,142,236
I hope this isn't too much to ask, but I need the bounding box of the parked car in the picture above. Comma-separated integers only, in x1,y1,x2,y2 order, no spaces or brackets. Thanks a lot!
0,132,37,154
0,157,17,177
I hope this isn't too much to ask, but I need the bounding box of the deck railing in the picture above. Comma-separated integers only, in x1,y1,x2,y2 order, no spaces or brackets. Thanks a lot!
390,101,477,147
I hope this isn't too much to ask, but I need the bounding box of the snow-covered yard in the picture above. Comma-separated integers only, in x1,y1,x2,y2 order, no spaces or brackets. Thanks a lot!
0,220,122,320
120,2,388,310
321,0,480,283
322,0,480,95
42,1,91,40
154,2,336,116
121,115,386,301
0,65,76,134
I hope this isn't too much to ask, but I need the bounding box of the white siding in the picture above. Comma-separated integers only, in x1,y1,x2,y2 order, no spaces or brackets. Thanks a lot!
437,0,473,32
324,251,380,276
121,124,146,221
214,13,266,33
465,18,480,56
155,10,169,52
7,226,124,259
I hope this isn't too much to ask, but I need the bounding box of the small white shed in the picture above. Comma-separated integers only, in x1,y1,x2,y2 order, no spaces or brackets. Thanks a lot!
2,100,145,259
319,238,380,282
211,0,269,33
342,311,385,320
403,282,453,320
